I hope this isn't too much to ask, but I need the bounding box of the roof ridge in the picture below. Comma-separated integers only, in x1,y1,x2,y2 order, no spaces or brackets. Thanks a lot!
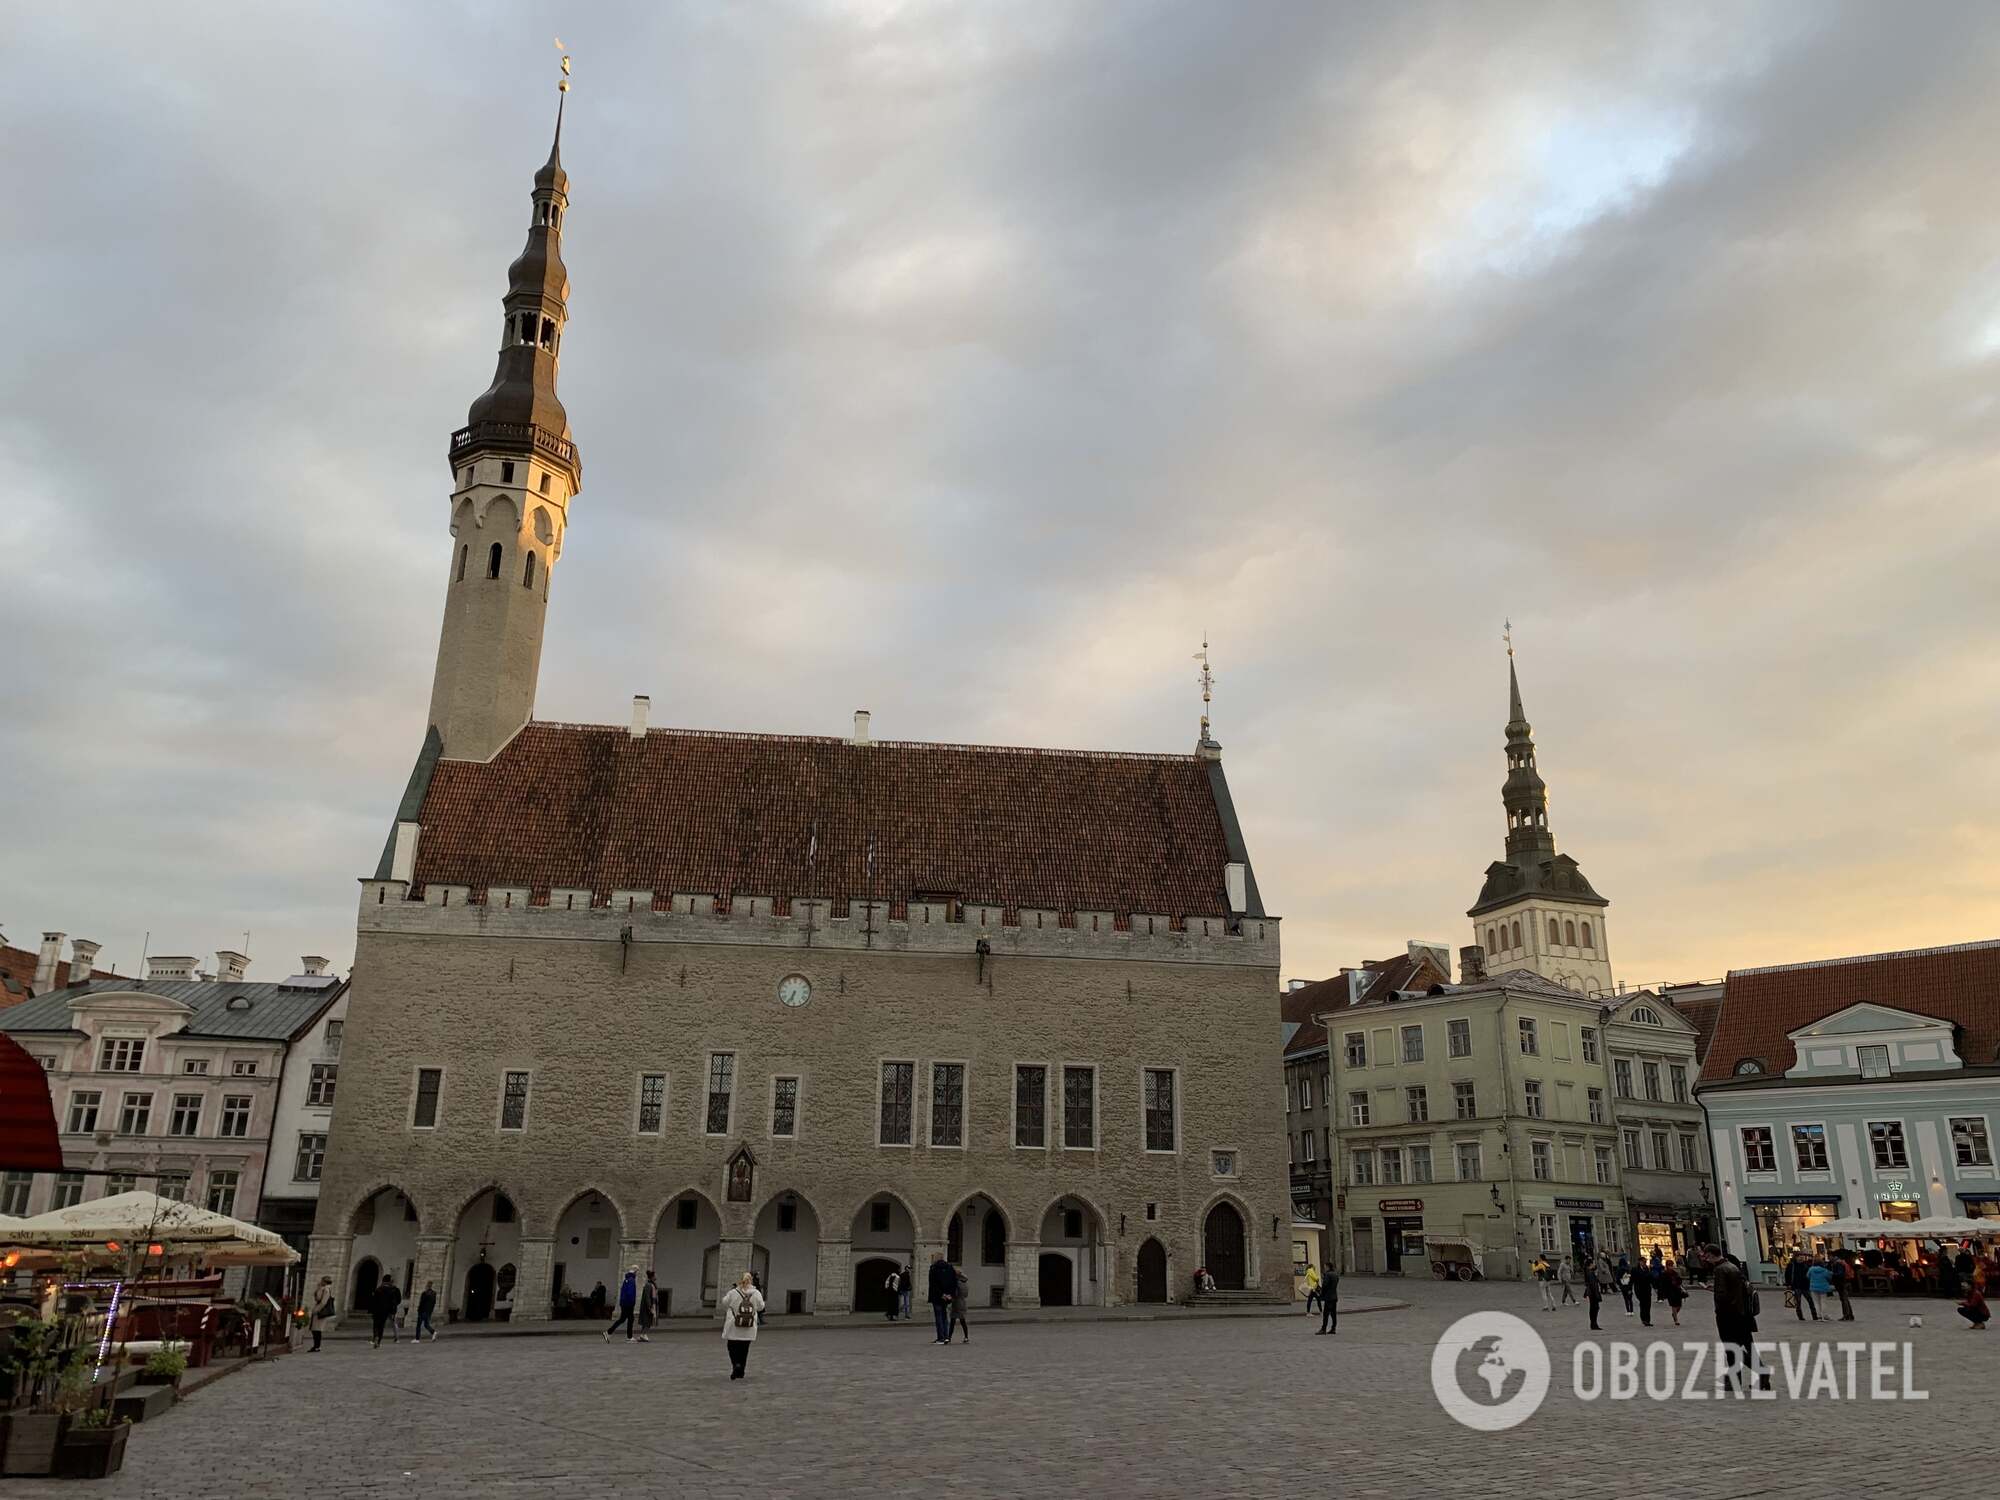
1728,938,2000,979
525,719,1201,765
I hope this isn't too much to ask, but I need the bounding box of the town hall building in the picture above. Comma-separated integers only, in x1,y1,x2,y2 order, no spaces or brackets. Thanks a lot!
308,94,1290,1321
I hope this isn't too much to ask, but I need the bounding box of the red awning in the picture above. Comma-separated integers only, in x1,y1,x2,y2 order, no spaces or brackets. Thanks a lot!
0,1033,64,1171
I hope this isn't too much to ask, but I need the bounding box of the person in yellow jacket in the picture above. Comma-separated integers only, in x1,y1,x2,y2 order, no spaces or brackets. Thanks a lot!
1303,1262,1322,1314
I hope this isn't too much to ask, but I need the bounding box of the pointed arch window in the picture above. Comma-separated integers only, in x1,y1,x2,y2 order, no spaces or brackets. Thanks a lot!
456,544,467,582
523,552,537,588
487,543,503,579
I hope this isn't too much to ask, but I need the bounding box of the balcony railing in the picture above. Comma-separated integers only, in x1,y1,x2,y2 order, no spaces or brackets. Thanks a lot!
448,421,578,470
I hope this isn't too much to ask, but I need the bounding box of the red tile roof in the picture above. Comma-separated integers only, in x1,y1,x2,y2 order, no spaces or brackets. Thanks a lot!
1661,988,1724,1066
1698,939,2000,1085
1279,951,1452,1056
411,722,1247,920
0,944,115,1011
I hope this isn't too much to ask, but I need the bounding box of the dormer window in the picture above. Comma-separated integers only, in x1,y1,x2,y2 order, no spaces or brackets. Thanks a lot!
1629,1006,1659,1025
1733,1058,1765,1076
98,1038,144,1073
1857,1044,1891,1079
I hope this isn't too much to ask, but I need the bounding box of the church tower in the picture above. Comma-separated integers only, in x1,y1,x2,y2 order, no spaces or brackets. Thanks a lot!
1466,650,1614,994
425,88,582,763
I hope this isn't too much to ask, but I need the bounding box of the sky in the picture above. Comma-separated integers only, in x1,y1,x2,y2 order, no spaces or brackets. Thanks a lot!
3,1,1997,991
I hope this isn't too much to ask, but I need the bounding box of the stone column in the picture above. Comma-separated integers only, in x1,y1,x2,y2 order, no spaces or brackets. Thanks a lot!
413,1235,453,1307
815,1240,854,1314
716,1237,757,1291
1005,1241,1041,1308
307,1234,353,1314
513,1236,556,1322
1098,1243,1120,1307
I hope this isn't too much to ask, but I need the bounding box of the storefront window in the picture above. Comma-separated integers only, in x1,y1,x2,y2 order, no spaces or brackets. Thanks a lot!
1963,1198,2000,1221
1879,1199,1921,1222
1636,1220,1676,1264
1751,1201,1838,1263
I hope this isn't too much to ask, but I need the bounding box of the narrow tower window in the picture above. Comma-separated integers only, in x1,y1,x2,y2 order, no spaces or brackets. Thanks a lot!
539,318,557,351
1548,919,1561,947
456,544,467,582
1581,921,1594,950
487,543,503,579
1564,919,1576,947
1511,921,1522,949
500,461,515,484
523,552,537,589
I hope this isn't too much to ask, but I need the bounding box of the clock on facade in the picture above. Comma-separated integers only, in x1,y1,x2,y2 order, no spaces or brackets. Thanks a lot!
777,975,812,1008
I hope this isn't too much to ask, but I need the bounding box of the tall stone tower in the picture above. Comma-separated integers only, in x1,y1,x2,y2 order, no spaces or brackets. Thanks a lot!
1466,652,1614,994
425,93,583,763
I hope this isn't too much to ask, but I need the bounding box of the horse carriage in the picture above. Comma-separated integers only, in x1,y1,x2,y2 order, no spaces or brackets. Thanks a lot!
1427,1238,1487,1281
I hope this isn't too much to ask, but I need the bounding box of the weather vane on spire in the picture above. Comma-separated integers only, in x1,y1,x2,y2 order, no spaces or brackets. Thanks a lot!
555,36,572,92
1503,618,1514,658
1194,635,1215,742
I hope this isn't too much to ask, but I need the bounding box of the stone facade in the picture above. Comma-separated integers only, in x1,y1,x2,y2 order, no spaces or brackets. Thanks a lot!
311,893,1288,1319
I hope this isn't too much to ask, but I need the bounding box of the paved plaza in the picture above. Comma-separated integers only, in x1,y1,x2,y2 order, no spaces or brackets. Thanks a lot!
15,1277,1990,1498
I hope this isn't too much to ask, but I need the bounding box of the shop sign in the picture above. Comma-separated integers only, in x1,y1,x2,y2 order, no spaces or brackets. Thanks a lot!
1554,1197,1604,1210
1378,1199,1424,1214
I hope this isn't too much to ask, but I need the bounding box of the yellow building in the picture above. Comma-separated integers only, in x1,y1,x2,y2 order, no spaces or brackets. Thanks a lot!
1328,968,1629,1280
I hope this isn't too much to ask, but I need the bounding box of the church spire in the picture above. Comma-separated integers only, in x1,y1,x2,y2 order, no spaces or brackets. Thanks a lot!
1501,637,1554,864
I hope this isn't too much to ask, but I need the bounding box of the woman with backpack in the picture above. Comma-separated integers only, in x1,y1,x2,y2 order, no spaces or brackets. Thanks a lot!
721,1270,766,1379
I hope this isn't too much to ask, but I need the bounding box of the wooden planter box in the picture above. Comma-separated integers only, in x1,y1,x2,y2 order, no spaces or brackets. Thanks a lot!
1,1411,70,1477
113,1384,177,1424
54,1423,129,1480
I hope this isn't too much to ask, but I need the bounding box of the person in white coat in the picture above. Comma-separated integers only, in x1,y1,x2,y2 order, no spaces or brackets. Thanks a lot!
721,1271,766,1380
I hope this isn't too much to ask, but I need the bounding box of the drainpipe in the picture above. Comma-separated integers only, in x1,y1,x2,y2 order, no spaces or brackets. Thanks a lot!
1495,991,1522,1279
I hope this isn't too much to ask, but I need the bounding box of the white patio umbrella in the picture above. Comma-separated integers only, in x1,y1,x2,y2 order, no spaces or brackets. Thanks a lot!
7,1191,297,1266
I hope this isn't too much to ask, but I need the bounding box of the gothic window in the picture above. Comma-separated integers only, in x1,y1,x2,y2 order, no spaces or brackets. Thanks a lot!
1548,919,1561,947
1563,919,1576,947
523,552,537,588
1580,920,1593,949
1511,921,1522,949
487,543,502,579
456,544,467,582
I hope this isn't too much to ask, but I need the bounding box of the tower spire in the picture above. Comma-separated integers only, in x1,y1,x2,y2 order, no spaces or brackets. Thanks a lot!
1500,634,1553,863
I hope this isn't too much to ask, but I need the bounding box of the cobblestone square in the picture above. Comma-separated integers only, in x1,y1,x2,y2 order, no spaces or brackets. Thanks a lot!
11,1277,1985,1498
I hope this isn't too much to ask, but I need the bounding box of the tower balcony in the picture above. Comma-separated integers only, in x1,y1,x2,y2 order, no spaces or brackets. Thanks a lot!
448,421,582,485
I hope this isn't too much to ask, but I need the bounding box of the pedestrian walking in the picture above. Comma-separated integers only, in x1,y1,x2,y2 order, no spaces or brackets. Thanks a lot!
1649,1245,1664,1276
309,1277,336,1353
883,1267,902,1321
1316,1268,1340,1335
1708,1245,1765,1393
369,1276,402,1348
1804,1257,1833,1322
1583,1264,1603,1332
1956,1284,1990,1331
605,1267,640,1342
637,1270,658,1342
1303,1262,1321,1315
1832,1254,1855,1321
1532,1254,1557,1311
927,1252,958,1344
1613,1254,1635,1316
901,1262,915,1321
414,1281,439,1342
721,1270,765,1378
1787,1251,1817,1321
1557,1255,1578,1305
949,1268,972,1344
1632,1260,1654,1327
1658,1260,1685,1326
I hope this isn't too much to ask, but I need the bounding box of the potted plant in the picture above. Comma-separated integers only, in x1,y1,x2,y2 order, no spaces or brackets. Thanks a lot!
0,1318,75,1477
54,1404,129,1479
136,1342,187,1389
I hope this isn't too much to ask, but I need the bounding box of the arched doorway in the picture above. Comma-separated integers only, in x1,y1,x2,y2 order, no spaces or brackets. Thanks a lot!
753,1193,820,1316
1038,1252,1074,1306
463,1261,496,1322
652,1192,722,1317
854,1256,902,1315
1204,1202,1246,1290
1038,1195,1107,1307
351,1256,381,1311
944,1195,1009,1310
1136,1238,1168,1303
551,1191,624,1318
452,1190,521,1321
348,1187,419,1312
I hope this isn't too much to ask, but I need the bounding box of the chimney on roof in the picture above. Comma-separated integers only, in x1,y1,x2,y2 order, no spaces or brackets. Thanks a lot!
1224,861,1247,913
1286,979,1308,992
1460,945,1487,984
145,955,196,981
34,932,65,992
69,938,101,983
300,955,329,976
629,695,650,739
214,950,250,984
852,709,871,746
